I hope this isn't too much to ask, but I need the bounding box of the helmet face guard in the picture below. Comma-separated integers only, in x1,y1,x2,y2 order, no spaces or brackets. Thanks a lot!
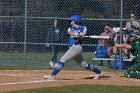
122,31,140,43
128,32,140,42
129,32,139,37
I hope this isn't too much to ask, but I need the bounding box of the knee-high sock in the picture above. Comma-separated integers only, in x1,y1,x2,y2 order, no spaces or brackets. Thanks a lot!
81,61,101,74
86,64,101,74
51,62,64,76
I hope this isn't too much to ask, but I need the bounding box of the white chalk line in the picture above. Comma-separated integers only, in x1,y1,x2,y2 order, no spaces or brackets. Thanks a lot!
0,79,57,86
0,73,62,86
0,74,38,77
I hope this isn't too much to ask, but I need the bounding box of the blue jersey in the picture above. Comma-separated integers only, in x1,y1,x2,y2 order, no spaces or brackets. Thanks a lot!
68,26,87,46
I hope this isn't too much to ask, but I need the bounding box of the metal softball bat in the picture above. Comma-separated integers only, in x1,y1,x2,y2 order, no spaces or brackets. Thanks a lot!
84,35,109,39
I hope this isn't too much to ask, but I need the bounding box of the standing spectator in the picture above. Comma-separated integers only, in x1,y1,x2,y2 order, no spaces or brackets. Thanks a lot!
97,26,116,68
125,14,140,32
47,20,63,67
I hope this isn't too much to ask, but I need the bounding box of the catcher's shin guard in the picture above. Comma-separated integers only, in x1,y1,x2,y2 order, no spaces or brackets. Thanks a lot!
125,71,140,78
51,62,64,76
126,63,140,73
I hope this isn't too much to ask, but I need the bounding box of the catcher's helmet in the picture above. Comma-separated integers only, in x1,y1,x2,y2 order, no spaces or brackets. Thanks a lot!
69,15,82,24
129,32,140,38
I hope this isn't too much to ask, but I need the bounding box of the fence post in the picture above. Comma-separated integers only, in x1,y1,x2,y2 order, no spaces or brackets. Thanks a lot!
24,0,28,66
119,0,123,69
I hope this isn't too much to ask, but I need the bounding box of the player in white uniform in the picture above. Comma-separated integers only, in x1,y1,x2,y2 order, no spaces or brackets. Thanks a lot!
43,15,104,80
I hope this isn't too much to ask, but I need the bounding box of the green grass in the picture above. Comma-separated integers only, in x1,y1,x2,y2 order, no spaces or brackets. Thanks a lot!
2,84,140,93
0,51,126,71
0,65,125,73
0,65,46,70
0,65,82,70
0,51,123,71
0,52,94,62
0,52,100,65
0,52,56,62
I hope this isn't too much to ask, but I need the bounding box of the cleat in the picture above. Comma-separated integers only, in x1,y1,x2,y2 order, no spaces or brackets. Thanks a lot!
93,72,104,80
43,75,55,80
49,61,54,67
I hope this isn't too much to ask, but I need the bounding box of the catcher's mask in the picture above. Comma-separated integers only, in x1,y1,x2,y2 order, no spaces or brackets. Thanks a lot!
129,32,140,38
127,32,140,42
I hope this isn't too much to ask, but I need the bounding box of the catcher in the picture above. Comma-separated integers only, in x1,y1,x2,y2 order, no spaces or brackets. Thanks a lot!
106,32,140,78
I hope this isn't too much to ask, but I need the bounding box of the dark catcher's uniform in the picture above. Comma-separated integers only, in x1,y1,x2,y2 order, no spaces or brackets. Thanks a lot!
124,39,140,78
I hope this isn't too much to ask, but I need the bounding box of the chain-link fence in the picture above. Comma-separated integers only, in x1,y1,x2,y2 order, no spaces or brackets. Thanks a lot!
0,0,140,69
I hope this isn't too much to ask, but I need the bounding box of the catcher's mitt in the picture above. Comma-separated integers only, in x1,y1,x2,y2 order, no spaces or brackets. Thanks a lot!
104,38,115,47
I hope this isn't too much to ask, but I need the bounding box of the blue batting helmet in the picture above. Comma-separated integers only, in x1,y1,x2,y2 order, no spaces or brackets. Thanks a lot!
69,15,82,24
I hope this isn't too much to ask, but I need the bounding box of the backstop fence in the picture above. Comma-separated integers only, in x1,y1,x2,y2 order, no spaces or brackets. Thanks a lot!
0,0,139,68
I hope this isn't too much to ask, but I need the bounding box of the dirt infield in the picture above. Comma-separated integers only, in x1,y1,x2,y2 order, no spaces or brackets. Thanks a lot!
0,70,140,92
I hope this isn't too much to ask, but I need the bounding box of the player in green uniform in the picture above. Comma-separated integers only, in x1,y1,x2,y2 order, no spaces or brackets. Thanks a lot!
115,32,140,78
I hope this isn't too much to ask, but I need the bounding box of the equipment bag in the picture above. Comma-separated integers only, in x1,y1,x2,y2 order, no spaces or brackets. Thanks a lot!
113,55,126,69
95,46,108,58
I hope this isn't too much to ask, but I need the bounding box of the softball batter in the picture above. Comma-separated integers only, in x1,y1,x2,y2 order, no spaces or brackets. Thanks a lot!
43,15,104,80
